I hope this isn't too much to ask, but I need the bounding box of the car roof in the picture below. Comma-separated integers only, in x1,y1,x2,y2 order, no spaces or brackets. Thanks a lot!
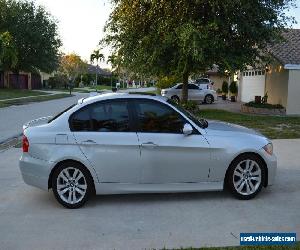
78,93,168,106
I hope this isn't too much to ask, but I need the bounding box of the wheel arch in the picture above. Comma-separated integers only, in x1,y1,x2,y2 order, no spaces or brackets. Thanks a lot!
48,159,96,194
224,152,268,189
205,93,214,103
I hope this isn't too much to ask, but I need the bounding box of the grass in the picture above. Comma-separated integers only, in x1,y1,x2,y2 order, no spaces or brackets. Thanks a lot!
197,109,300,139
89,85,113,91
49,88,91,93
0,89,50,100
169,242,300,249
0,93,72,108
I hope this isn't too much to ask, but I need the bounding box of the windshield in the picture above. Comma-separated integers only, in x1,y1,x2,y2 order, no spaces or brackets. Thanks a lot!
167,99,208,129
48,104,76,123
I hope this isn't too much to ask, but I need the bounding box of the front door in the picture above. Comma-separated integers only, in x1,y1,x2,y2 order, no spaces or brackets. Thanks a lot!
133,99,211,184
71,99,140,183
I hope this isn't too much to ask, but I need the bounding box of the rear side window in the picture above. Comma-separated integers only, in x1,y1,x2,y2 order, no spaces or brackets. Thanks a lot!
70,107,91,131
69,100,131,132
188,84,199,89
90,101,130,132
176,84,182,89
134,99,184,133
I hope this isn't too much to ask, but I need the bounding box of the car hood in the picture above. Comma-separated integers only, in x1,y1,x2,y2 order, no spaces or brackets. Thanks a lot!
205,120,262,136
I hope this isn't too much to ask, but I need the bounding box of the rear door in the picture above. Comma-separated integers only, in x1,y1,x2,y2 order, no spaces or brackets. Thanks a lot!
70,99,141,183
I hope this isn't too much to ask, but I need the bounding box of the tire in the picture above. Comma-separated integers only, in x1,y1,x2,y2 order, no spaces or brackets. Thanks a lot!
171,95,180,104
226,154,265,200
204,94,214,104
52,162,94,209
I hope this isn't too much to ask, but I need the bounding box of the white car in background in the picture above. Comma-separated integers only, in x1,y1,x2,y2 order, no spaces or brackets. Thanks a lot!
161,83,217,104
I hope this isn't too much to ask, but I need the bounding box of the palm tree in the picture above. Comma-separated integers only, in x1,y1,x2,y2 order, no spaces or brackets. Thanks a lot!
90,49,105,86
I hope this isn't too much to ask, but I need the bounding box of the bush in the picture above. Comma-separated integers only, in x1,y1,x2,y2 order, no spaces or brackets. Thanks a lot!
216,88,222,94
245,101,284,109
48,74,68,89
222,81,228,94
229,81,238,95
156,75,180,90
181,100,199,114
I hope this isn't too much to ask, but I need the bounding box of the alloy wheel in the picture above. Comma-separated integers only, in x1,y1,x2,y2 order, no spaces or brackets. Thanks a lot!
56,167,87,205
233,159,262,196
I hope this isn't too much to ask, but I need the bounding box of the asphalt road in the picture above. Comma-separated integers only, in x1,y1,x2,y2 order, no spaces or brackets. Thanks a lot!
0,92,88,143
0,139,299,250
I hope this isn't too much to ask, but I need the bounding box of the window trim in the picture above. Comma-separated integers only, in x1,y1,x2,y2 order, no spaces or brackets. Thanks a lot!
69,98,134,132
131,98,199,135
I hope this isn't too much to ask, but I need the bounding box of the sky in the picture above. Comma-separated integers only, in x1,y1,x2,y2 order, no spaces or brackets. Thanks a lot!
34,0,300,68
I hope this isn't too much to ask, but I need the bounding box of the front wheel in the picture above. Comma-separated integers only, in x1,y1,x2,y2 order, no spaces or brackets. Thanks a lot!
226,154,265,200
52,162,93,208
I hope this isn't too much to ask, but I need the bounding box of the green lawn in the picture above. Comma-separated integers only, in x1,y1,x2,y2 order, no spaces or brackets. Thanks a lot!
0,89,50,100
89,85,113,91
0,93,72,108
198,109,300,139
170,242,300,249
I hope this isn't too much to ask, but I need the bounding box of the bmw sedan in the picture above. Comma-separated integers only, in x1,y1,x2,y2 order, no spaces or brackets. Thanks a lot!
19,93,276,208
161,83,217,104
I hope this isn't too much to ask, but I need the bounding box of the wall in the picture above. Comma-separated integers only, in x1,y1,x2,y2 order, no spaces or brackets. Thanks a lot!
265,66,288,107
208,75,229,92
286,69,300,115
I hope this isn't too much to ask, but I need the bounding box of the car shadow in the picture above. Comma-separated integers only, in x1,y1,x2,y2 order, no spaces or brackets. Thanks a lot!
87,190,232,208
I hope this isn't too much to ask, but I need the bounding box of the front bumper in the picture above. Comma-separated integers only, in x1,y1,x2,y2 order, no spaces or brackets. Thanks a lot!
259,148,277,186
19,153,53,191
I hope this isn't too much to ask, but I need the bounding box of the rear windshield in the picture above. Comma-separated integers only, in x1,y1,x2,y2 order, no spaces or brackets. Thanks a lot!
48,104,76,123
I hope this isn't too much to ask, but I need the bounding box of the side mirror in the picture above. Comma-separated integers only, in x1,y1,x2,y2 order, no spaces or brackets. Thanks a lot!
183,123,193,136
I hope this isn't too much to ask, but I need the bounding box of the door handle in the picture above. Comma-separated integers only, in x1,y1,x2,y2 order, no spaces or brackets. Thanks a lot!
82,139,96,144
141,142,158,148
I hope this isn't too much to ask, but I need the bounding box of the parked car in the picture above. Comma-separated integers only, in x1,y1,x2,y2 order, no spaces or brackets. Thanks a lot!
161,83,217,104
20,93,277,208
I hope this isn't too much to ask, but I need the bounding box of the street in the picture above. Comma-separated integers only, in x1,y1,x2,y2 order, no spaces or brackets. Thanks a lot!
0,139,299,250
0,92,88,143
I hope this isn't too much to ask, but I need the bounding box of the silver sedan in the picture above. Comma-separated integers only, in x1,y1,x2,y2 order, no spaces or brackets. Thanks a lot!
161,83,218,104
19,93,276,208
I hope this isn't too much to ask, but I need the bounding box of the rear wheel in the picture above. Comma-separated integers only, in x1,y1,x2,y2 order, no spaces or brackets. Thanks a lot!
204,94,214,104
171,95,180,104
52,162,93,208
226,154,265,200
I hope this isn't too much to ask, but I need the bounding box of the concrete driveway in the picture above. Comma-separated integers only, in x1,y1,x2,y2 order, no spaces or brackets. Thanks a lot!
0,139,299,250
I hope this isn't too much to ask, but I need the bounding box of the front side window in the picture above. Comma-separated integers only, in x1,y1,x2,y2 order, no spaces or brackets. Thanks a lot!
135,99,184,133
176,84,182,89
90,100,130,132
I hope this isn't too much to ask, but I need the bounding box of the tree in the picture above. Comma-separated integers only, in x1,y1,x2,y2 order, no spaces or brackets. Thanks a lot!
59,53,88,84
0,0,61,73
0,31,18,70
90,49,105,85
103,0,295,103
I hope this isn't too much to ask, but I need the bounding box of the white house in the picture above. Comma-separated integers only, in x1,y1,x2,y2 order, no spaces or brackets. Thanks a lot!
239,29,300,115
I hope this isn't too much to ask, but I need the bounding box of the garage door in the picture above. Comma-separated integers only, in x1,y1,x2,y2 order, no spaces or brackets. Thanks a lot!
241,70,265,103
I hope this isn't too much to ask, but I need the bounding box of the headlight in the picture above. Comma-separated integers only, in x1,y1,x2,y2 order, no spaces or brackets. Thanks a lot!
263,143,273,155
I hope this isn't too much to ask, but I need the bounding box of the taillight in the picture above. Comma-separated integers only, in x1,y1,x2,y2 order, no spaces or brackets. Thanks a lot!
22,135,29,152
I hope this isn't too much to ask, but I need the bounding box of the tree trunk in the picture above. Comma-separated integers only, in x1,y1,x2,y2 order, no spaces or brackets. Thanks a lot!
181,71,189,103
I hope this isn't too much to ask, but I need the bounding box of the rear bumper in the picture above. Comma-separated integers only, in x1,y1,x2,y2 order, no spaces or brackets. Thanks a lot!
19,153,52,191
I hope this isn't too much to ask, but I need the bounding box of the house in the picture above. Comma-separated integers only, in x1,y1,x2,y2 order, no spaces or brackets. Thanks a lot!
0,71,42,89
239,29,300,115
